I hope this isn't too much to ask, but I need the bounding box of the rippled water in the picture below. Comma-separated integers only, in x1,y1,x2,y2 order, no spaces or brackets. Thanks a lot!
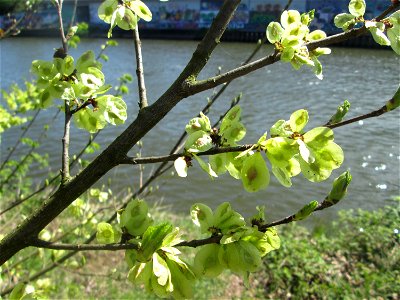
1,38,399,225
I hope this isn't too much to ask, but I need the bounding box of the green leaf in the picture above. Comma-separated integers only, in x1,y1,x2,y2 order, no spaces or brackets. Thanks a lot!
303,127,334,147
313,142,344,171
125,249,138,268
96,222,116,244
9,282,26,300
185,112,211,134
241,152,270,193
272,165,293,187
334,13,356,30
298,156,333,182
193,154,218,178
193,244,224,277
368,27,391,46
138,223,173,262
165,257,195,299
242,228,280,257
265,137,298,169
312,56,324,80
96,95,127,126
153,252,170,286
190,203,214,234
266,22,284,44
312,47,331,56
387,26,400,55
209,153,228,175
298,139,315,164
348,0,366,17
120,199,152,236
281,47,295,62
126,0,153,22
225,152,244,179
301,9,315,26
221,105,242,127
76,51,100,73
73,106,107,133
280,10,301,29
270,119,292,137
307,29,326,41
289,109,309,132
185,131,213,153
117,7,138,31
98,0,118,23
221,121,246,145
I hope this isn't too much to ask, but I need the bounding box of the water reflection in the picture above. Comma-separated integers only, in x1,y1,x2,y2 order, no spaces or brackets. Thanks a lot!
1,38,399,225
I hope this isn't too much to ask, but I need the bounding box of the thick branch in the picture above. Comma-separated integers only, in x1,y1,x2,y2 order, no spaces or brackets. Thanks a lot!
133,27,148,109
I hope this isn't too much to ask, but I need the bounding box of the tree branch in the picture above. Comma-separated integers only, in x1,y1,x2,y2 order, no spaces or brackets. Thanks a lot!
326,103,388,129
30,239,138,251
120,145,253,165
133,26,148,109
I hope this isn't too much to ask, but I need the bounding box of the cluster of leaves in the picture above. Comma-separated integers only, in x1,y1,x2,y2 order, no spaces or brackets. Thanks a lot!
334,0,400,54
98,0,152,37
31,50,127,132
0,82,41,133
266,9,331,79
95,199,281,299
175,106,344,193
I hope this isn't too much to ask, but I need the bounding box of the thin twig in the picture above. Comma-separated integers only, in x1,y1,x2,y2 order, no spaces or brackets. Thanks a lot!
30,239,138,251
133,26,148,109
0,109,41,172
121,145,253,165
326,104,388,129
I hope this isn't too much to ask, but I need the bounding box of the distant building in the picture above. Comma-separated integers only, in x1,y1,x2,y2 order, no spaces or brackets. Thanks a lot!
0,0,390,37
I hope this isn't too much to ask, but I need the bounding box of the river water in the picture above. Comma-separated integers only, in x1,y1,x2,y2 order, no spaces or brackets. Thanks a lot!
1,38,399,225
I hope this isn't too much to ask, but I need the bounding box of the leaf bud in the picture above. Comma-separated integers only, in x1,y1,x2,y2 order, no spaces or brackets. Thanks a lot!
385,85,400,112
328,100,351,125
293,200,318,221
327,171,352,204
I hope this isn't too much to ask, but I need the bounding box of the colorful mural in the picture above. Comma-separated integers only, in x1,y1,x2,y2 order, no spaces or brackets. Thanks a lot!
1,0,390,35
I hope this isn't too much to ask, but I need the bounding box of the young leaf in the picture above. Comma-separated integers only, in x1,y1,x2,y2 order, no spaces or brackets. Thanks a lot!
266,22,284,44
280,10,301,29
241,152,270,193
348,0,366,17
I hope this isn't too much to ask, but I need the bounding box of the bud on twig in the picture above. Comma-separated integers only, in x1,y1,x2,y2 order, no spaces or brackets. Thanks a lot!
327,171,352,204
293,200,319,221
385,85,400,112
